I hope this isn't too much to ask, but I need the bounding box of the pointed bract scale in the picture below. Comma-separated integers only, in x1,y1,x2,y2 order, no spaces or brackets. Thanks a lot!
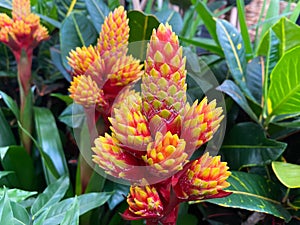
12,0,30,19
122,185,163,220
142,131,188,176
181,97,224,156
92,133,138,178
173,153,231,201
68,75,107,108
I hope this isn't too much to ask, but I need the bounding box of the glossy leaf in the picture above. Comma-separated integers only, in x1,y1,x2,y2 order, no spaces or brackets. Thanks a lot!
34,107,69,184
59,103,85,128
50,45,71,82
42,192,112,225
50,93,73,106
0,171,13,180
31,176,69,217
216,19,255,102
85,0,110,32
0,188,37,203
246,57,263,104
206,171,291,222
267,46,300,118
220,122,286,170
217,80,258,122
0,146,35,190
103,180,129,210
155,8,183,34
60,12,98,69
60,196,79,225
11,201,30,225
0,91,20,120
54,0,86,20
0,190,14,225
272,162,300,188
0,109,16,146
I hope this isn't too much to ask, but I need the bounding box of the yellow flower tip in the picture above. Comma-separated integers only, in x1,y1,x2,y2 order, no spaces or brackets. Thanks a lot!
69,75,104,108
12,0,31,19
0,14,13,27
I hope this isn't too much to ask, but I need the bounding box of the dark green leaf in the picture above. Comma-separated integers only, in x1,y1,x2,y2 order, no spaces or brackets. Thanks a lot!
0,108,16,146
0,146,35,190
217,80,258,122
31,176,69,217
0,190,14,225
50,46,71,82
59,103,85,128
220,122,286,170
267,46,300,118
246,57,263,104
60,12,98,68
216,19,255,102
50,93,73,105
61,196,79,225
85,0,109,32
191,0,219,45
11,201,30,225
42,192,112,225
155,8,183,34
0,171,13,180
272,162,300,188
0,91,20,120
206,171,291,222
104,180,129,210
54,0,86,20
34,107,69,184
127,10,159,60
0,188,37,203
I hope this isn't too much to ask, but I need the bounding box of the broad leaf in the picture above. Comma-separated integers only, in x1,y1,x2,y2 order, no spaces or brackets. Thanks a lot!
0,171,13,180
59,103,85,128
0,108,16,146
31,176,69,217
34,107,69,184
50,46,71,82
260,0,279,39
42,192,112,225
104,180,129,210
11,201,30,225
217,80,258,122
127,10,159,60
0,146,35,190
267,46,300,118
0,188,37,203
220,122,286,170
272,162,300,188
60,12,98,69
85,0,109,32
246,57,263,104
0,191,14,225
0,91,20,120
60,197,79,225
216,19,255,102
155,8,183,34
206,171,291,222
54,0,86,20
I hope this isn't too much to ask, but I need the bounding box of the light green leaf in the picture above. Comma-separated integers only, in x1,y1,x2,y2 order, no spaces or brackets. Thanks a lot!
217,80,258,122
267,46,300,118
59,103,85,128
206,171,291,222
260,0,279,39
220,122,286,170
85,0,109,32
290,1,300,23
34,107,69,184
61,196,79,225
272,162,300,188
0,188,37,203
31,176,69,218
216,19,255,102
11,201,30,225
50,93,73,105
0,190,14,225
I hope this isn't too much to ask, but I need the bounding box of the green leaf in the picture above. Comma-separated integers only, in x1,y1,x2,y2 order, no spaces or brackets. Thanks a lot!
127,10,159,60
0,108,16,146
246,57,263,104
217,80,258,122
216,19,255,102
290,1,300,23
54,0,86,20
59,103,85,128
0,91,20,120
179,36,224,56
34,107,69,184
60,12,98,69
155,8,183,34
42,192,112,225
260,0,279,39
0,146,35,190
31,176,69,218
191,0,219,45
11,201,30,225
206,171,291,222
267,46,300,118
0,171,13,180
85,0,109,32
61,196,79,225
104,180,129,210
236,0,253,60
0,189,37,203
50,45,71,82
272,162,300,188
50,93,73,105
0,190,14,225
220,122,286,170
